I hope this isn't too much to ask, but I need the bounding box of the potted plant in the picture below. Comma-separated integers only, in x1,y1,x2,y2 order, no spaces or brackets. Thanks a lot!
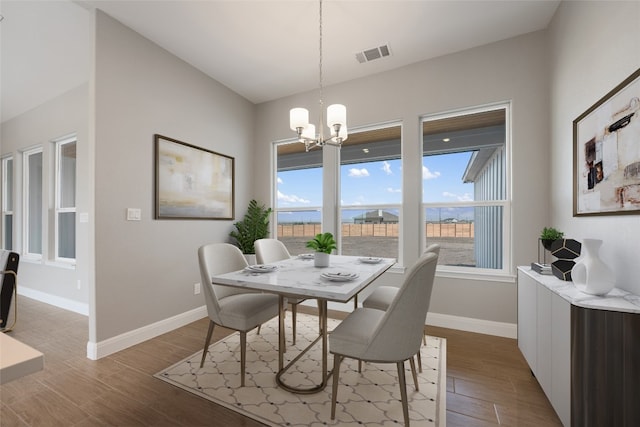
306,232,337,268
229,199,272,263
540,227,564,250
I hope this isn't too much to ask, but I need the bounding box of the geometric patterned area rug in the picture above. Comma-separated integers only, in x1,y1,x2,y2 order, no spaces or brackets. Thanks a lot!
155,313,446,426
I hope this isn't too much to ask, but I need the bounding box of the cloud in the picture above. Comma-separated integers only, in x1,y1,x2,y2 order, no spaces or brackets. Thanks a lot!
348,168,370,178
277,190,310,204
443,191,473,202
277,177,283,184
387,187,401,193
381,161,393,175
422,166,441,180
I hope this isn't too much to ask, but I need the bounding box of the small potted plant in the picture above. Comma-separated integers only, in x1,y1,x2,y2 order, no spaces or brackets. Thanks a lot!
229,199,272,264
540,227,564,251
306,232,337,268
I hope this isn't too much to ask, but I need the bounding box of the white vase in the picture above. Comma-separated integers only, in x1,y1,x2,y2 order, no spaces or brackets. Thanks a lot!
244,254,257,265
314,252,330,268
571,239,615,295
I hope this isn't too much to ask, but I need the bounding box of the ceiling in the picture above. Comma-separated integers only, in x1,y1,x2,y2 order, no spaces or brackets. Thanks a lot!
0,0,560,123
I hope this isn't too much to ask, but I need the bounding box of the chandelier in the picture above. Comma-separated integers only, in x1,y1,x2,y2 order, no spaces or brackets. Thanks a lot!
289,0,347,152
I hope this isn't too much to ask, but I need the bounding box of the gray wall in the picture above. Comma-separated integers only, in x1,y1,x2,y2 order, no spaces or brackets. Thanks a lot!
1,84,91,313
92,11,255,342
548,1,640,295
254,31,551,325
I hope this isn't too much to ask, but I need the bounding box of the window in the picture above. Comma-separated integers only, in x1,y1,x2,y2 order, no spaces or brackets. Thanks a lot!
275,124,402,260
339,124,401,259
2,157,13,250
275,142,323,255
23,147,43,258
54,136,77,261
422,104,510,275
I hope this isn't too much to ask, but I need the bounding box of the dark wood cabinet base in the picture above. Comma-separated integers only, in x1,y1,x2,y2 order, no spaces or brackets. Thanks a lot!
571,306,640,427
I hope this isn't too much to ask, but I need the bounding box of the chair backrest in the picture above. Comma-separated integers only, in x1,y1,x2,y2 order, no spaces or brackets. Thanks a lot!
0,250,19,330
424,243,441,257
254,239,291,264
365,252,438,362
198,243,249,324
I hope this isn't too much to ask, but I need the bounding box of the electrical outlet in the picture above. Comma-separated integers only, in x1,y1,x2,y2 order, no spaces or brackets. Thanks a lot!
194,283,201,295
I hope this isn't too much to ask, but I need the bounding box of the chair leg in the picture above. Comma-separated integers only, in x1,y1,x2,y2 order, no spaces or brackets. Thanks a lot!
240,331,247,387
416,351,422,373
331,354,344,420
409,356,419,391
358,360,362,373
291,302,297,346
397,361,410,427
257,324,261,335
200,321,215,368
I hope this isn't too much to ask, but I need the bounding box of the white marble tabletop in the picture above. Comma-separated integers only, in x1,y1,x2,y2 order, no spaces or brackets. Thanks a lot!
518,266,640,314
212,255,396,303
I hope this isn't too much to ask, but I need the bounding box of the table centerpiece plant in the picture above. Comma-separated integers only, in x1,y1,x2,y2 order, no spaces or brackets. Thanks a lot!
306,232,337,268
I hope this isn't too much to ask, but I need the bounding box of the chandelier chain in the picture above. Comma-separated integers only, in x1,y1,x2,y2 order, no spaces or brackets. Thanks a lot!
319,0,323,100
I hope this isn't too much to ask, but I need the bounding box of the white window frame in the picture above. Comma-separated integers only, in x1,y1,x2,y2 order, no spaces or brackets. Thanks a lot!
54,135,77,263
23,147,44,260
421,102,512,280
2,156,13,250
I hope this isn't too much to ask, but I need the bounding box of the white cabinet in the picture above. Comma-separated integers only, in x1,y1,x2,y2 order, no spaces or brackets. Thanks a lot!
517,269,570,426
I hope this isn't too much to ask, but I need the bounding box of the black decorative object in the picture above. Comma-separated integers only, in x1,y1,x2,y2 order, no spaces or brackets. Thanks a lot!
549,239,582,281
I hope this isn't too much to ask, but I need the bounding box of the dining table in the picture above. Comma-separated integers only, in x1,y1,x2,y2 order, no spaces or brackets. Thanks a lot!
210,254,395,394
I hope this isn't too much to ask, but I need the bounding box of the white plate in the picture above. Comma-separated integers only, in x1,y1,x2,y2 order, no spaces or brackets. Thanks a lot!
245,265,278,273
298,253,315,259
321,272,359,282
359,257,382,264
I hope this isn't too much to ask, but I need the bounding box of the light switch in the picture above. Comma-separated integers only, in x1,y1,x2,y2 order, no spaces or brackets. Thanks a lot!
79,212,89,223
126,208,141,221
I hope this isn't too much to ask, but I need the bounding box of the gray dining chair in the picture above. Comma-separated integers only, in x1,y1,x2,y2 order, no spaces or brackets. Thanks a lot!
254,238,308,346
198,243,280,387
329,252,438,427
362,243,440,370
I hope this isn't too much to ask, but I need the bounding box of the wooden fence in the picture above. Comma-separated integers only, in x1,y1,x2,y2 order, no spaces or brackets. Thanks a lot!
277,222,474,238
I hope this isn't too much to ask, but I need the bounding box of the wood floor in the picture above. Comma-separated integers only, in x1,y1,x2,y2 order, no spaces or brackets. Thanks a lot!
1,297,562,426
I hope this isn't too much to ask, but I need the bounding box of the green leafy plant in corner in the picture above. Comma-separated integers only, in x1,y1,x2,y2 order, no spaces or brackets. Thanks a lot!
540,227,564,250
306,232,337,254
229,200,272,254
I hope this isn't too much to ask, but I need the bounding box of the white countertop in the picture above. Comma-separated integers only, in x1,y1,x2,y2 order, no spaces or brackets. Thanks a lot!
213,255,396,303
518,266,640,314
0,333,44,384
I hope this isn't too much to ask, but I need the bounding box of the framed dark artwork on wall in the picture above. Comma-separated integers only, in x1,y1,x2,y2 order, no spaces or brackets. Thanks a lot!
573,68,640,216
154,134,234,220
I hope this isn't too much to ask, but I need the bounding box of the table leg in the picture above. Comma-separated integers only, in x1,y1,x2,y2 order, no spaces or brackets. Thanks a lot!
278,295,286,372
276,298,331,394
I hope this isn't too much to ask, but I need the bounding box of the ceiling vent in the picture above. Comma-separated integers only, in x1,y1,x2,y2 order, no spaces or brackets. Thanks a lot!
355,44,391,64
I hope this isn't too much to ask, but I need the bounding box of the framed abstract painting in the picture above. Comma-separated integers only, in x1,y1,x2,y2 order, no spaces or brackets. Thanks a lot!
154,134,234,220
573,68,640,216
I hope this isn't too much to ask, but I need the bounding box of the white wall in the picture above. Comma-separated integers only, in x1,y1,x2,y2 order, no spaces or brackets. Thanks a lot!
548,1,640,295
254,30,551,327
92,10,255,344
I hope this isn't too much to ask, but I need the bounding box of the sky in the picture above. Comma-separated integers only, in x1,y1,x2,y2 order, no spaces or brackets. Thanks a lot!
277,151,476,223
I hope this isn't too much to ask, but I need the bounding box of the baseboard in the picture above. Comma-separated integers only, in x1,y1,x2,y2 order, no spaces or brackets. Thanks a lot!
426,312,517,339
18,287,89,316
319,300,517,338
86,305,207,360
